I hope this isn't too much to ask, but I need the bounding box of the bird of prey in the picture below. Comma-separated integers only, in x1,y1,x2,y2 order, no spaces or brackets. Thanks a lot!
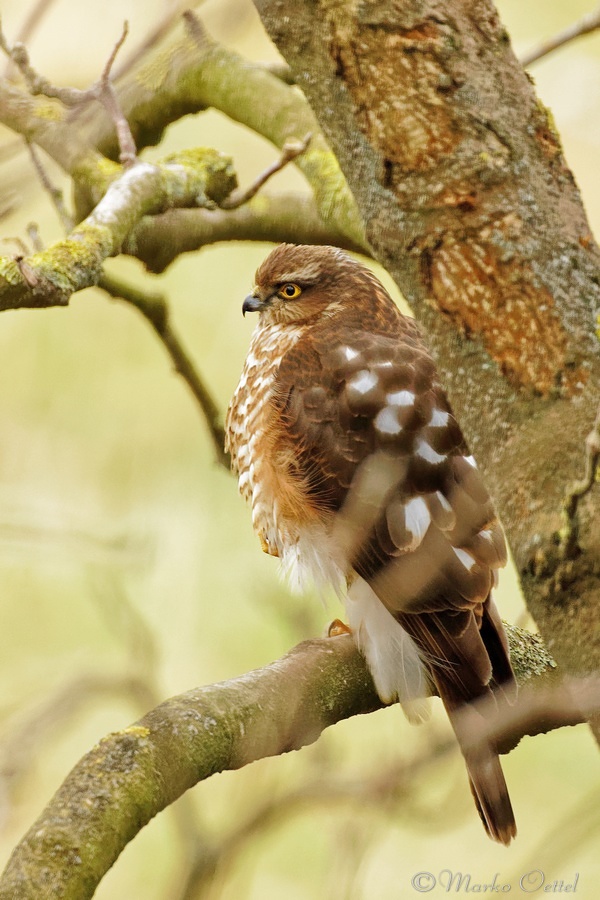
226,243,516,844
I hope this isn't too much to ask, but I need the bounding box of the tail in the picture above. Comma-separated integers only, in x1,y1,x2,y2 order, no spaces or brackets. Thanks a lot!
440,680,517,846
398,600,517,845
467,753,516,845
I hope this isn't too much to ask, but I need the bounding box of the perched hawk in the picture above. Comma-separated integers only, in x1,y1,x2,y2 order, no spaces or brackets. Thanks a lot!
226,244,516,844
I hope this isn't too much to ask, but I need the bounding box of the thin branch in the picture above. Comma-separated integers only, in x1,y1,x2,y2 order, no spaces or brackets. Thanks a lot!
181,733,457,899
0,16,366,252
1,237,29,257
98,271,229,469
0,674,156,799
0,23,90,106
25,222,43,252
259,60,295,84
521,5,600,67
97,22,137,167
221,133,312,210
177,734,457,899
0,17,116,107
0,18,136,166
182,8,210,46
54,14,367,247
26,141,73,230
2,0,57,80
561,402,600,558
455,674,600,759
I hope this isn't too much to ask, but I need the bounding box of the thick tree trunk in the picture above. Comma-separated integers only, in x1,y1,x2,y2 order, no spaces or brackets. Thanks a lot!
254,0,600,702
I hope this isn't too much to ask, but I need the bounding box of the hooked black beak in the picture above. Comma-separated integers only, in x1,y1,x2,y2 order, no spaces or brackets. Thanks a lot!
242,294,266,316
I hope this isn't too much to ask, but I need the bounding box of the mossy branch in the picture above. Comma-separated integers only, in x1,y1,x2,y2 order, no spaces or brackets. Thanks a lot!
0,148,236,310
129,191,369,274
0,14,367,254
0,626,566,900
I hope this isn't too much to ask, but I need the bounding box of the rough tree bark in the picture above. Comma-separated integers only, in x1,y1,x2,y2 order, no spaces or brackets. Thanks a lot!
254,0,600,722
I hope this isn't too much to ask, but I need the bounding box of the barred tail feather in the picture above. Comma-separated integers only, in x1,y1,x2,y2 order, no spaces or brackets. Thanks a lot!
398,602,517,844
467,754,517,845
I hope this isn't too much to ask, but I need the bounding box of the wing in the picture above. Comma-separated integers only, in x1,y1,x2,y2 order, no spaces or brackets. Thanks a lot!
273,316,507,612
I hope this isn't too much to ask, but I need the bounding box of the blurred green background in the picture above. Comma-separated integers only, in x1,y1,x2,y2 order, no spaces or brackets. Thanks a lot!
0,1,599,897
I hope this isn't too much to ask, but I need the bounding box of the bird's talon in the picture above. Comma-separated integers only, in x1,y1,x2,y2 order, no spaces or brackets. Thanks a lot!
327,618,353,637
259,532,279,557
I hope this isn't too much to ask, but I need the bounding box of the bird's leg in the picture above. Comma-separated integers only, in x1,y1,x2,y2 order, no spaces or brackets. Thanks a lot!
258,531,279,557
327,572,356,635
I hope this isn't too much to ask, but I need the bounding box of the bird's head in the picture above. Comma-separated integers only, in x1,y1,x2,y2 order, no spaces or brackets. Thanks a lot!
242,244,361,326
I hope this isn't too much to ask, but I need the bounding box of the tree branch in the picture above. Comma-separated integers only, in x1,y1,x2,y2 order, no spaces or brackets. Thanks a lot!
0,148,236,310
66,12,367,249
98,271,229,468
1,15,133,171
24,131,229,466
0,625,562,899
220,133,312,210
1,0,57,80
521,5,600,67
0,13,367,264
129,192,368,273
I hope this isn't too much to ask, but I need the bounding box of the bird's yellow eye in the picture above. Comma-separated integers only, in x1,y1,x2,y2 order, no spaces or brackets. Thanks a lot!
277,283,302,300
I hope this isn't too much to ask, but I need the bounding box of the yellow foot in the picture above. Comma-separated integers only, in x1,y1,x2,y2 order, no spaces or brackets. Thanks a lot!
259,531,279,557
327,618,353,637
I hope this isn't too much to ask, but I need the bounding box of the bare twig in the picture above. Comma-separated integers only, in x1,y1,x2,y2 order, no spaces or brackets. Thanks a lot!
177,732,457,898
182,8,210,47
27,141,73,230
0,25,89,105
98,271,229,469
507,786,600,886
221,133,312,210
521,5,600,67
87,567,161,680
561,402,600,558
24,127,227,465
0,18,137,166
25,222,43,252
1,237,29,257
97,23,137,167
0,575,214,879
2,0,57,79
0,148,236,310
0,673,156,804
